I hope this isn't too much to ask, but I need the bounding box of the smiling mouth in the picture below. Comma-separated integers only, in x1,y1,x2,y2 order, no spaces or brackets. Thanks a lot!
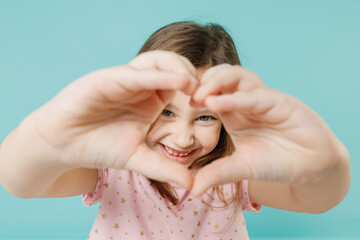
159,144,197,164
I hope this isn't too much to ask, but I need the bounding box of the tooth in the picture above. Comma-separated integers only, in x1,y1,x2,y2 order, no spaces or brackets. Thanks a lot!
163,144,193,157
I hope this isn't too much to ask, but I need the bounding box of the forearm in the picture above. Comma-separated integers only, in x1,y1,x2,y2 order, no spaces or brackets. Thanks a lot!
249,141,351,214
292,142,351,214
0,115,74,198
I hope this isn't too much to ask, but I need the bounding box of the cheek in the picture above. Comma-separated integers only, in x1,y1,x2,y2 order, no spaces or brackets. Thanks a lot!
146,121,166,147
196,125,222,152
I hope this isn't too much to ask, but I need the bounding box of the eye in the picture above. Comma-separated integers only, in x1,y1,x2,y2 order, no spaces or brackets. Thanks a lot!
197,115,215,121
161,109,174,117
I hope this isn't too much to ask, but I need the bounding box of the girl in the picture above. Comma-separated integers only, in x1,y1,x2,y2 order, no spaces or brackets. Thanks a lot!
0,22,351,239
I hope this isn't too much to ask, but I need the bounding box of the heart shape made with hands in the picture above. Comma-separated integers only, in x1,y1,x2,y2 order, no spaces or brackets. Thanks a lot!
90,51,338,198
122,51,271,196
35,50,338,199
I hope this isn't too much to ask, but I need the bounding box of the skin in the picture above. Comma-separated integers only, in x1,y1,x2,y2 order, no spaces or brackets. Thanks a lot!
191,64,350,213
0,50,350,214
146,91,222,168
0,51,198,197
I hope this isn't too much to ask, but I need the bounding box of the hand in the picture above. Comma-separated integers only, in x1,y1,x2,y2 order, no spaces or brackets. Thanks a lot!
190,64,344,196
29,50,197,189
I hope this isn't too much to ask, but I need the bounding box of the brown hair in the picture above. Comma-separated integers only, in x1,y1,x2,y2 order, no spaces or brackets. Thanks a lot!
138,21,241,206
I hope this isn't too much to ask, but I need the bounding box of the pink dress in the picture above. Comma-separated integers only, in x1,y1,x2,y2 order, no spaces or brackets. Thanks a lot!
83,168,261,240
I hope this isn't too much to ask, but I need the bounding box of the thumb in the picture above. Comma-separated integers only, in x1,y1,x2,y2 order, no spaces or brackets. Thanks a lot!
190,155,254,197
124,144,193,190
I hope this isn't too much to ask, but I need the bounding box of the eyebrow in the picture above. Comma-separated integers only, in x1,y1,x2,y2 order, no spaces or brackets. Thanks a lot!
165,103,179,111
195,110,218,117
165,104,219,118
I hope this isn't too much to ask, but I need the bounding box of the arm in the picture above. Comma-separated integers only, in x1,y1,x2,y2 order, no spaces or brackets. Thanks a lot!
249,141,350,213
0,114,98,198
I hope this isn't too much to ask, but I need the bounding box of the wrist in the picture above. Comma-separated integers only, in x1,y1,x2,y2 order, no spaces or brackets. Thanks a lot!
292,142,350,213
0,115,76,198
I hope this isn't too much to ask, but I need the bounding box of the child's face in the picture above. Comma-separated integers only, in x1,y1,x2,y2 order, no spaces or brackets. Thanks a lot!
146,91,222,168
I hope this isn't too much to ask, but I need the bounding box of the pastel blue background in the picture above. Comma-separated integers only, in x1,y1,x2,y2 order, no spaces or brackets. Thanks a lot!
0,0,359,239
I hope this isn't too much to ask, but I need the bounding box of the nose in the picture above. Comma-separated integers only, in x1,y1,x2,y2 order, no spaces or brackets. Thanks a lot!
171,121,194,149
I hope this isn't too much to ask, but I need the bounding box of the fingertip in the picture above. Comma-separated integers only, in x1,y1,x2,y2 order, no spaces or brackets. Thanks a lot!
181,74,199,96
162,158,193,190
189,98,206,108
203,96,223,112
192,86,207,103
171,167,194,190
189,73,199,84
189,172,210,197
190,187,205,198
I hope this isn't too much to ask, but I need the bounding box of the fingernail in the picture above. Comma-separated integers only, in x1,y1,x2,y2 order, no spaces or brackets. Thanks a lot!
193,86,206,102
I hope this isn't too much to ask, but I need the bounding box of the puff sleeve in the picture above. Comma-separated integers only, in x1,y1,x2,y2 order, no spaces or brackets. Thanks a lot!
82,168,108,206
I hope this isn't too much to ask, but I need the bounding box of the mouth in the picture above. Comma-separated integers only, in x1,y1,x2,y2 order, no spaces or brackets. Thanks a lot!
159,143,197,165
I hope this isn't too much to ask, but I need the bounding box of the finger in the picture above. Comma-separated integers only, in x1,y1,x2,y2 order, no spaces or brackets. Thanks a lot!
130,50,197,74
198,64,232,85
89,66,194,102
189,98,206,108
204,89,295,124
129,50,199,95
121,68,191,92
178,55,199,77
124,144,193,190
190,155,254,197
204,91,263,113
193,65,265,103
193,64,238,103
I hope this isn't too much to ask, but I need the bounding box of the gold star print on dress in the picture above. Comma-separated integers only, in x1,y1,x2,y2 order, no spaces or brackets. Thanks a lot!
83,168,261,239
